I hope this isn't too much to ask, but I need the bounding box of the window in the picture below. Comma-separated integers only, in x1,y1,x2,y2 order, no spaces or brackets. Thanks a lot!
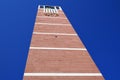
56,6,59,9
43,6,59,17
40,6,43,8
45,6,54,9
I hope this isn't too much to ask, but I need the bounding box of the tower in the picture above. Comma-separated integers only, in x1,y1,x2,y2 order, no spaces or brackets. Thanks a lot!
23,5,104,80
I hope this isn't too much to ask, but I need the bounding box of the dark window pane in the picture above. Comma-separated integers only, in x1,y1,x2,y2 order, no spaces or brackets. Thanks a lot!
40,6,43,8
56,6,59,9
45,6,54,9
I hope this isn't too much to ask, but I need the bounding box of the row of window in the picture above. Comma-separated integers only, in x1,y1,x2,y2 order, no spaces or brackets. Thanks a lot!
39,5,61,10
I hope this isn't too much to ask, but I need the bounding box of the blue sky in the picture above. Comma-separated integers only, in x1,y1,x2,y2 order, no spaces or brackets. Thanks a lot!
0,0,120,80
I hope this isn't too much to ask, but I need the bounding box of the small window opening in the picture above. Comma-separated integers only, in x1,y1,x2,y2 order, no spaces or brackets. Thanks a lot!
40,6,43,8
44,6,59,17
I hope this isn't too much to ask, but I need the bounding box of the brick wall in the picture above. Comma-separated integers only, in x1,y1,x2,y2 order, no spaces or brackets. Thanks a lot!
23,5,104,80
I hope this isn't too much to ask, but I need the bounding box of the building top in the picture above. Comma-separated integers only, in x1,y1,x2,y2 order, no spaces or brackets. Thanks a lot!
38,5,62,10
38,5,62,17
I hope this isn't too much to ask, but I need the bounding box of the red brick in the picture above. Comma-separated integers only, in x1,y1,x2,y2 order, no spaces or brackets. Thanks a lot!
37,11,66,18
30,34,85,48
24,6,104,80
34,24,76,34
36,17,70,24
25,50,99,73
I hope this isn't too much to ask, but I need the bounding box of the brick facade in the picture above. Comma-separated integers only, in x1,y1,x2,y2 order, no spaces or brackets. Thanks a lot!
23,5,104,80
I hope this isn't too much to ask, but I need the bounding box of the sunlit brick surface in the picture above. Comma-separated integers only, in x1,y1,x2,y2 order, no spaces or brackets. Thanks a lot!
25,50,99,73
24,6,104,80
30,34,84,48
34,24,76,34
36,18,69,24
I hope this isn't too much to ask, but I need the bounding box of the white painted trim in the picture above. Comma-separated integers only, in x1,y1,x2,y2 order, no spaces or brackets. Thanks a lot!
43,5,45,13
59,6,62,10
24,73,102,76
48,8,50,13
54,6,58,13
35,23,71,26
37,16,67,19
33,32,77,36
30,47,87,51
38,10,64,14
38,5,40,9
50,9,53,14
53,9,55,13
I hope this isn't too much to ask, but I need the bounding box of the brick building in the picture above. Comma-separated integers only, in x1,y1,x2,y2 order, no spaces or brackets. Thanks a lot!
23,5,104,80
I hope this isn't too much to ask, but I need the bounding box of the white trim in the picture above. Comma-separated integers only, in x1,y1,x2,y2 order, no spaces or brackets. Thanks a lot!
50,9,53,14
35,23,71,26
37,16,67,19
59,6,62,10
24,73,102,76
30,47,87,51
33,32,77,36
48,8,51,13
43,5,45,13
53,9,55,13
38,5,40,9
54,6,58,13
